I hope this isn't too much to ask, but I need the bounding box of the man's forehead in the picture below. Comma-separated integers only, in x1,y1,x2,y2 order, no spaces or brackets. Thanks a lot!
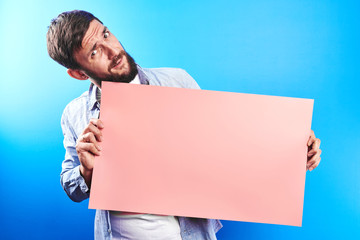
81,20,104,49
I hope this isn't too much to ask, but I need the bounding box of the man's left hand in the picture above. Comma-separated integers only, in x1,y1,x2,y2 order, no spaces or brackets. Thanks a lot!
306,130,322,171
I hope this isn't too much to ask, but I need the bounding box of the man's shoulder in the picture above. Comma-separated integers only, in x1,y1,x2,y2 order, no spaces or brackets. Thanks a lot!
62,91,89,119
142,67,187,81
141,67,200,89
142,67,186,75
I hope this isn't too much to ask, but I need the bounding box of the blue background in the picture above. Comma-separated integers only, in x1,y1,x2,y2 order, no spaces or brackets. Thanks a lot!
0,0,359,239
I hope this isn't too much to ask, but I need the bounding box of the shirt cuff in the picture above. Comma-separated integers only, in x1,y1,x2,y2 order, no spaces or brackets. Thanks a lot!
73,165,90,193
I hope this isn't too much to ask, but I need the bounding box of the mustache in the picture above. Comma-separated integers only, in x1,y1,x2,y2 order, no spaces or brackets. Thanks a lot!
108,51,126,71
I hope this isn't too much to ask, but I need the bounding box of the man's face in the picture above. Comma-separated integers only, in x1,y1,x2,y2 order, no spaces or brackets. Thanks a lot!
73,20,138,85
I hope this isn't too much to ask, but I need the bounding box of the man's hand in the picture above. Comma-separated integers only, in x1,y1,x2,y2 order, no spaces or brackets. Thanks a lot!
306,130,321,171
76,118,104,187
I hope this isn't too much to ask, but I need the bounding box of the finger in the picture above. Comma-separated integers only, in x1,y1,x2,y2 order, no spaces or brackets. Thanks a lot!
307,130,315,147
82,132,101,151
307,157,320,169
308,157,321,171
307,153,321,168
77,142,101,156
307,149,316,157
83,123,103,142
312,138,321,150
307,150,321,164
90,118,104,129
77,135,84,144
307,148,322,158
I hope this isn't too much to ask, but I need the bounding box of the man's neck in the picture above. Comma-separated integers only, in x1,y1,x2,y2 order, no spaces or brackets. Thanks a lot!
91,74,140,89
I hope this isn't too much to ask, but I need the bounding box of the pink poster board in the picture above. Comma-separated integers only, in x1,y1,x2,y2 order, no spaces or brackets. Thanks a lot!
89,82,313,227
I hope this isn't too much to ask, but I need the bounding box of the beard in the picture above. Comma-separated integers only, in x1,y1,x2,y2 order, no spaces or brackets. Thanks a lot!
84,50,138,86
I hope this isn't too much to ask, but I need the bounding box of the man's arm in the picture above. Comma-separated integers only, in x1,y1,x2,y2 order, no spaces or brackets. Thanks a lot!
75,118,104,187
60,108,103,202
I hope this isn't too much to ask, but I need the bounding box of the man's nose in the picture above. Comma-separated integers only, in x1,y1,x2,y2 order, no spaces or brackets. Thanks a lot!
102,42,117,60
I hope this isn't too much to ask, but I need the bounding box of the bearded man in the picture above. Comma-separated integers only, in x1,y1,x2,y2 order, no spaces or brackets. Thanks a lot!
47,10,322,240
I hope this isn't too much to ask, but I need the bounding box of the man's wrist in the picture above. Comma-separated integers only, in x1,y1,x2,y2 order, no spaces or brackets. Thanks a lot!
79,165,93,188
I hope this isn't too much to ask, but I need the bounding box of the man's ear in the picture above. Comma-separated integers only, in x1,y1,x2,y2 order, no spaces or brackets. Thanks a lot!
67,68,89,80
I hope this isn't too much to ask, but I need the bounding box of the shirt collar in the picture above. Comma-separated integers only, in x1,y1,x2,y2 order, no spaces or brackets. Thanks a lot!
88,64,150,110
130,74,141,84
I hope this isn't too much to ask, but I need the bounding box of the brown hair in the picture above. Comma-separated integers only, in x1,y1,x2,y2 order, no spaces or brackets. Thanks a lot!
46,10,102,69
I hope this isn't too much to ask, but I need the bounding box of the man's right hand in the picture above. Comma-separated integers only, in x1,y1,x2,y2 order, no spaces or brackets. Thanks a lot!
76,118,104,188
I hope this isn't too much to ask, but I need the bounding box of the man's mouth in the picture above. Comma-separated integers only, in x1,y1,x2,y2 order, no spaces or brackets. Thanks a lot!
112,55,123,69
110,53,125,71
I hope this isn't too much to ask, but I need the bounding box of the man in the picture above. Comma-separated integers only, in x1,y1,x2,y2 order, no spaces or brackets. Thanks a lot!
47,10,322,240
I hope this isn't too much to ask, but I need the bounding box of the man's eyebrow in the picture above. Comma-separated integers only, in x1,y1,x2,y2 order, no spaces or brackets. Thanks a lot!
103,26,108,34
89,26,108,55
90,42,97,54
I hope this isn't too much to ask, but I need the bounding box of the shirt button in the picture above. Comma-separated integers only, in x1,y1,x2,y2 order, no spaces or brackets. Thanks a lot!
108,229,111,233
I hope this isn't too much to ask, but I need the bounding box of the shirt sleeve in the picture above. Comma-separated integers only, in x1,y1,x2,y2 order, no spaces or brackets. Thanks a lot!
60,107,90,202
179,69,201,90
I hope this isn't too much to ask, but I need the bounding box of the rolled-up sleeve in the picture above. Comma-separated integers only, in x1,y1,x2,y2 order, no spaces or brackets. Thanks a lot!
60,107,90,202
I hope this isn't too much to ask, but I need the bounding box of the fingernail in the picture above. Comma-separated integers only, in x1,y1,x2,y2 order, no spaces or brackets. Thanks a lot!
97,145,101,151
99,136,103,141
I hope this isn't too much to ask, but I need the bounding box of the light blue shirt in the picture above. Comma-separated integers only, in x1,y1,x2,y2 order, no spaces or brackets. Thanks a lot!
60,65,223,240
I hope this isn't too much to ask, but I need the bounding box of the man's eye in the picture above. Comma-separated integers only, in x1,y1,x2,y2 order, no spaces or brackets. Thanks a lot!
104,32,110,38
91,50,97,56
